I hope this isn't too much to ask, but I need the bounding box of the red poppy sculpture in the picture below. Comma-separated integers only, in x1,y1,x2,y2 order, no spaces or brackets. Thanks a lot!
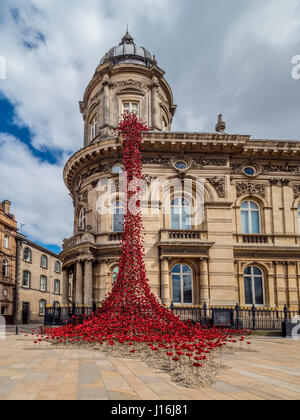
42,112,248,368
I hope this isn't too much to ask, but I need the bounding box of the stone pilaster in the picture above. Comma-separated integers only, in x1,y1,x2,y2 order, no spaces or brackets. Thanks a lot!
75,261,83,305
62,268,69,305
161,257,170,306
84,259,93,307
199,258,209,305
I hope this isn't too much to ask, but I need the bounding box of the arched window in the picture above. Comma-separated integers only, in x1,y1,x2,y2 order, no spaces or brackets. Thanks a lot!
90,116,98,140
79,208,86,230
113,201,124,232
40,275,47,292
54,280,60,295
2,260,8,277
41,255,48,268
112,266,119,285
55,261,61,273
4,235,9,249
244,266,264,306
39,300,46,316
171,197,191,230
112,164,123,174
241,201,260,234
172,264,193,304
23,247,32,262
22,271,31,288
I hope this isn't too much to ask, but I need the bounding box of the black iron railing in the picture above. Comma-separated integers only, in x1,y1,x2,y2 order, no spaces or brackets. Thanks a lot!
44,304,97,326
170,303,300,332
44,303,300,332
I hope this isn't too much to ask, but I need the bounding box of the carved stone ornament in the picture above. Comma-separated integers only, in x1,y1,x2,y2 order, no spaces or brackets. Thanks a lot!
142,156,173,167
192,156,227,168
207,177,225,198
293,184,300,199
111,79,150,90
261,162,300,174
236,182,266,198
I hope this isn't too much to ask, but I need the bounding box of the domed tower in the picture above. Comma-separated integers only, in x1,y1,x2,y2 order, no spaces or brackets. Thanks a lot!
60,32,177,308
79,31,177,144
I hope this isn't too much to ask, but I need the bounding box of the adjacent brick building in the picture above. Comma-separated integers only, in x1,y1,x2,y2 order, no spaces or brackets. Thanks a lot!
0,200,18,324
16,236,64,324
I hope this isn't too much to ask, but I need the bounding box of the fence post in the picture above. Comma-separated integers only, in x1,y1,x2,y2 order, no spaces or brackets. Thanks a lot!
203,302,207,326
170,302,174,312
284,305,288,323
236,303,240,329
16,325,19,335
252,304,256,330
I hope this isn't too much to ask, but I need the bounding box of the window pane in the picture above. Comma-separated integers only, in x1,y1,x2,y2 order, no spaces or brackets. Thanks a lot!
172,265,180,274
172,275,181,303
112,266,119,284
171,210,180,229
114,214,124,232
182,265,192,274
241,201,248,209
183,275,192,303
244,277,253,305
251,211,260,234
241,211,249,233
250,201,258,210
253,267,262,275
254,277,264,305
244,267,251,275
182,209,191,230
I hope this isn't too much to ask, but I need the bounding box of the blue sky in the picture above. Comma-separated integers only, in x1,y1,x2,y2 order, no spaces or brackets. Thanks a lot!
0,0,300,254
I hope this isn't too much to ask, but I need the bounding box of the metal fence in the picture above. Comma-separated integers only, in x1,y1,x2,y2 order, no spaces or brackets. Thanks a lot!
44,305,96,326
44,303,300,332
170,303,300,332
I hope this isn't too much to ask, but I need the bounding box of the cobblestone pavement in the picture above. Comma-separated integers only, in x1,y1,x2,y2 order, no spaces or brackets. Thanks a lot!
0,334,299,400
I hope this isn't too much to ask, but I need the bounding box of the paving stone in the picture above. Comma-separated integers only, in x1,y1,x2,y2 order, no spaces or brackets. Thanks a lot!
78,388,109,400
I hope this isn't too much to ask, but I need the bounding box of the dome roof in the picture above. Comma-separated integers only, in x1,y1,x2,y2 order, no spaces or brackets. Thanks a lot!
99,31,153,67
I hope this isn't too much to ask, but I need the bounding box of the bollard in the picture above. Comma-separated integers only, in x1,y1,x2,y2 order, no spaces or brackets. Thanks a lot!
16,325,19,335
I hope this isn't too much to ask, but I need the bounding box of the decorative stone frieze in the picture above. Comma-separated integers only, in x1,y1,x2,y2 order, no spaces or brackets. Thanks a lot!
236,182,266,198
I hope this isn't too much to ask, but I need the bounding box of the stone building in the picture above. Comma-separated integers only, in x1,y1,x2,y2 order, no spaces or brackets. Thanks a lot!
0,200,18,323
16,236,64,324
60,32,300,310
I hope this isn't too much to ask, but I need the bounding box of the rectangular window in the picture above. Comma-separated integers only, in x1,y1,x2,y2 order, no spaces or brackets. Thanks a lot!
39,301,46,316
54,280,60,295
22,272,30,288
172,275,181,303
244,277,253,305
122,102,139,115
241,211,249,234
4,235,9,249
40,277,47,292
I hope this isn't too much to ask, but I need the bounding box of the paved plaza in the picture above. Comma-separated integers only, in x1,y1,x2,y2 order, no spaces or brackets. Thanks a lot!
0,333,299,400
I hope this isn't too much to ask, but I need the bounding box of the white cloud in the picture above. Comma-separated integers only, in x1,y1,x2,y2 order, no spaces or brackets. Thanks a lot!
0,133,73,245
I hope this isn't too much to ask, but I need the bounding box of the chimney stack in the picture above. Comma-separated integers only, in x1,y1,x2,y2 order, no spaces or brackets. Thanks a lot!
1,200,11,215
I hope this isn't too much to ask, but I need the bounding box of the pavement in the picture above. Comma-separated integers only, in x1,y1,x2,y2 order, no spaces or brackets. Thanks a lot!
0,334,299,400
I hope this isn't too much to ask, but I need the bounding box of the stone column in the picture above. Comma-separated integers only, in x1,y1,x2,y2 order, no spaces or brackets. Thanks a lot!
84,259,93,307
75,261,83,305
199,258,209,305
151,79,159,130
103,80,110,127
62,268,69,305
161,257,170,306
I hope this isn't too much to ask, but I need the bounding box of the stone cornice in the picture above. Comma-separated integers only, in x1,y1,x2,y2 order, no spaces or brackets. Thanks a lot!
63,132,300,193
